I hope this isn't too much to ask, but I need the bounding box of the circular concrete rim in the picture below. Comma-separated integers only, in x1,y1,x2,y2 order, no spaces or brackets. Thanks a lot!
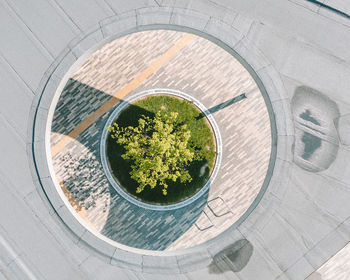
28,8,291,272
101,88,223,211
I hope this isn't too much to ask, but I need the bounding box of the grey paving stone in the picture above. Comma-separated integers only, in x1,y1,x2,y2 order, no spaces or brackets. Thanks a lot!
233,37,271,72
136,7,173,26
33,107,49,142
104,0,157,14
0,59,33,140
68,28,104,59
170,8,210,31
257,64,289,102
318,3,350,27
142,255,180,273
308,241,350,280
50,0,114,32
100,12,137,38
0,3,52,91
111,248,143,270
80,255,139,280
257,212,308,272
185,267,239,280
271,98,294,137
176,250,212,273
235,239,282,280
3,0,77,58
305,228,350,272
287,0,321,13
0,177,85,279
337,114,350,146
203,17,243,47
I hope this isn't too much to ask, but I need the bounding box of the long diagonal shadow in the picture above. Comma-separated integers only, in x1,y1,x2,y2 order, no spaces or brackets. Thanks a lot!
51,80,252,250
196,93,246,120
51,79,210,250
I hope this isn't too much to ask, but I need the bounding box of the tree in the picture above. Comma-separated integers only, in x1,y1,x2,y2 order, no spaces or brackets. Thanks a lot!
108,110,201,195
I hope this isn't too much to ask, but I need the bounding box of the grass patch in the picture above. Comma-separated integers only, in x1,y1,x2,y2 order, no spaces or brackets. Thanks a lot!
106,95,216,205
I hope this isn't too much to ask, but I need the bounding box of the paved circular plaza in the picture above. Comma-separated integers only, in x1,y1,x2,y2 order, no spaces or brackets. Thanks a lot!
49,29,273,251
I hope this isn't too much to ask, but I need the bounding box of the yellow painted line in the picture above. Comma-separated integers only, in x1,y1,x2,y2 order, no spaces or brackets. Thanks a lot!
51,33,195,157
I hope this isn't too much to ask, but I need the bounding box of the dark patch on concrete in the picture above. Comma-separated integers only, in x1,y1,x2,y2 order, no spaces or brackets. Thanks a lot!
300,109,320,126
208,239,253,274
301,132,322,160
292,86,340,172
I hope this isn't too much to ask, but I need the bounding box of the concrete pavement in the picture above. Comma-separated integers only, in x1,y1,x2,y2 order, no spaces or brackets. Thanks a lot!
1,0,350,279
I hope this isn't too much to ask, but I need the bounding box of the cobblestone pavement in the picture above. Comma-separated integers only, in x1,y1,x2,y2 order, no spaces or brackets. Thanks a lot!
50,30,271,250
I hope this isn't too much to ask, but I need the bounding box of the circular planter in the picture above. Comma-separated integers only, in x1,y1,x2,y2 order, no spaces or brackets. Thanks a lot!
28,13,285,269
101,88,222,211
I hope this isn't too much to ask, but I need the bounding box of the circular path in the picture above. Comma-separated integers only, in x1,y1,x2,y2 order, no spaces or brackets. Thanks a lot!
49,29,272,251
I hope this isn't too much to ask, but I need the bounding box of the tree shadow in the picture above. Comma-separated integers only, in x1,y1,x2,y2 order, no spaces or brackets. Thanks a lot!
208,239,253,274
101,189,209,250
51,79,210,250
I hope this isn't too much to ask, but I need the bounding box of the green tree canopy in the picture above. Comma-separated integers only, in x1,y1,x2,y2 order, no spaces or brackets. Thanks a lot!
108,110,202,195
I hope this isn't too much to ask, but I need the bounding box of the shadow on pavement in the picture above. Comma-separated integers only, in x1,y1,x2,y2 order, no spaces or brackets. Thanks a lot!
208,239,253,274
51,78,209,250
196,93,246,120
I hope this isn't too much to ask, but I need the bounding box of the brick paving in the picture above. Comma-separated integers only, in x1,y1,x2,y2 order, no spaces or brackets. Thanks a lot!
50,30,271,250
